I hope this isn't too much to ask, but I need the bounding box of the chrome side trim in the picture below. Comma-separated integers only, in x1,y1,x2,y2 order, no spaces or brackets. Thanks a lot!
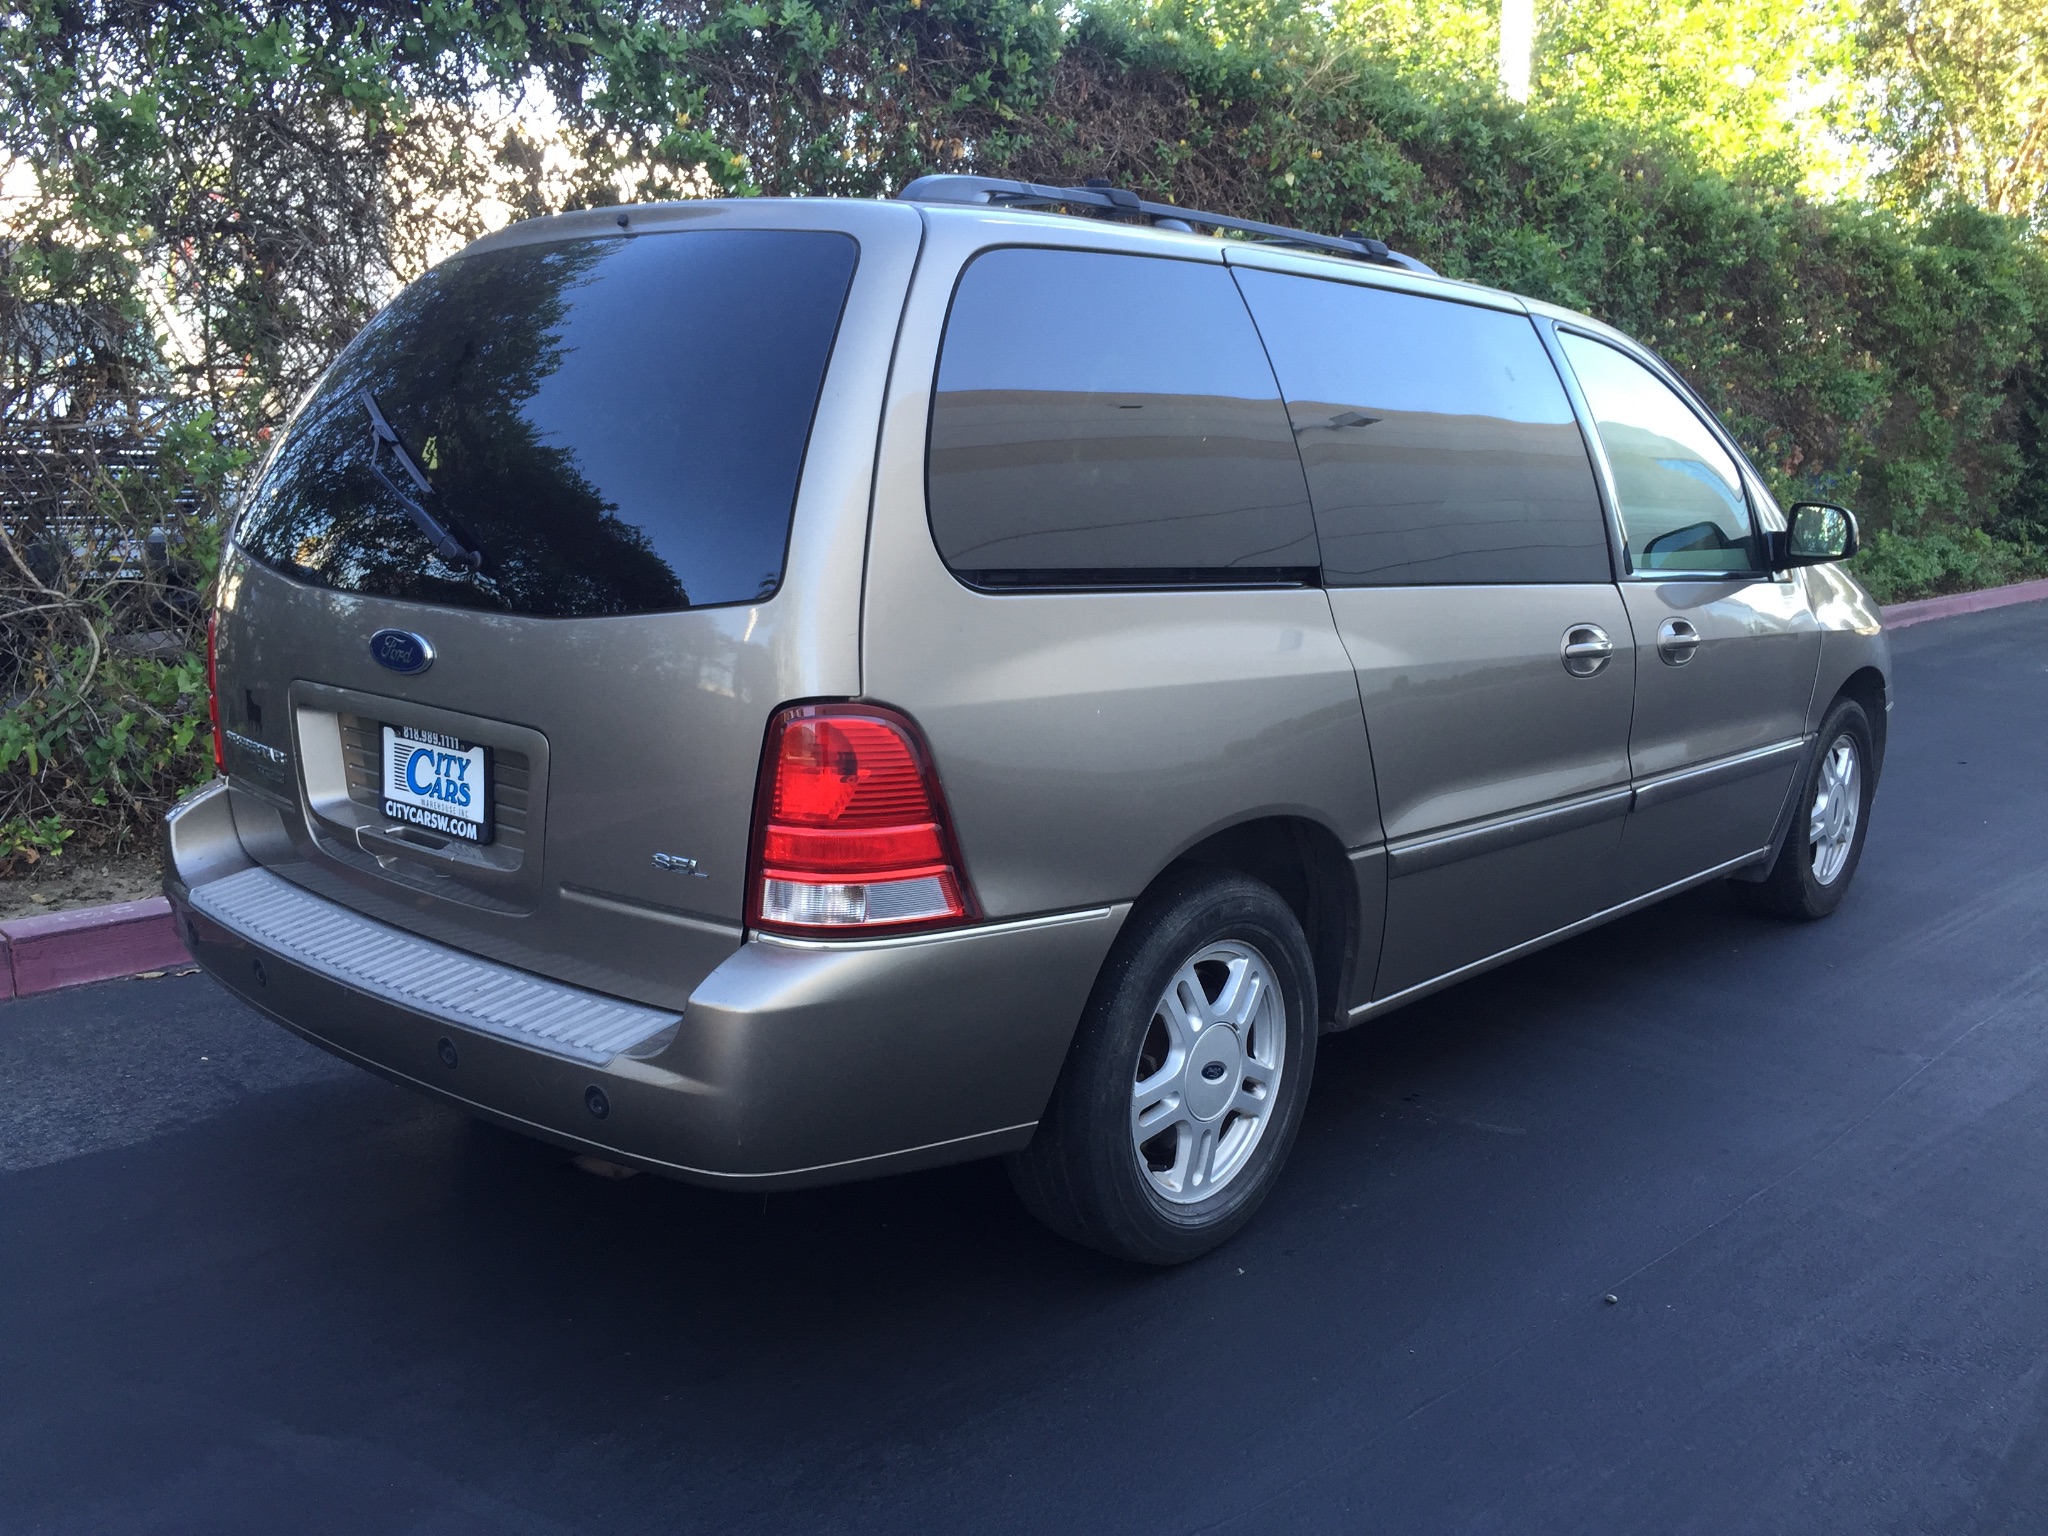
1386,788,1632,877
750,903,1126,953
558,883,743,940
1631,738,1807,812
1345,847,1771,1025
189,866,679,1065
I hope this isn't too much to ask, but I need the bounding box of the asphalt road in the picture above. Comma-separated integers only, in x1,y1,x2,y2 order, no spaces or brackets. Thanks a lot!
5,603,2048,1535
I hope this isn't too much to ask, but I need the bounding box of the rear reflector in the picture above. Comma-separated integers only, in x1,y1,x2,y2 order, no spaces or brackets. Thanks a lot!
750,704,973,934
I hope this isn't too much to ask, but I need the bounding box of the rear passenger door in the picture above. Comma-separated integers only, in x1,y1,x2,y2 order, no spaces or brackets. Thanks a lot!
1552,332,1821,898
866,240,1383,962
1234,262,1634,1003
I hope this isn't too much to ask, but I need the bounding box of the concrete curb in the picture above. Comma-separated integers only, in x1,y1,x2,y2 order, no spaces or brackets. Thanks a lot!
3,573,2046,1003
1881,576,2048,630
0,896,191,1001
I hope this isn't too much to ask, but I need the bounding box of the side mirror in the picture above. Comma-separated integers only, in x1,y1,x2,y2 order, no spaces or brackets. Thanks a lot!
1769,503,1858,567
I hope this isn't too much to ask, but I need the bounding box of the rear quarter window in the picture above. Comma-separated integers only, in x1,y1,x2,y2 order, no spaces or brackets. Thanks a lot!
925,248,1318,587
1233,270,1610,586
236,229,858,618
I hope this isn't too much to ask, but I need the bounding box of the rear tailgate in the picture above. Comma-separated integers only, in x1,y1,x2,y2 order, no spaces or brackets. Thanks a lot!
207,199,922,1009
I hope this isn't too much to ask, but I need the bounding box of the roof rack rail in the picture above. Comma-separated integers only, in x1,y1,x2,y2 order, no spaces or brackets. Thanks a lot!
896,174,1437,276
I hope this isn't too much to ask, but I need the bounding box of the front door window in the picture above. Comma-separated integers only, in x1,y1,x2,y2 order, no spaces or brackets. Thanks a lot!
1558,333,1759,575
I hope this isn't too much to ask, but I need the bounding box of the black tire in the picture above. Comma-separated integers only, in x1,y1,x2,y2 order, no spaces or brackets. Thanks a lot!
1734,696,1877,921
1006,868,1319,1265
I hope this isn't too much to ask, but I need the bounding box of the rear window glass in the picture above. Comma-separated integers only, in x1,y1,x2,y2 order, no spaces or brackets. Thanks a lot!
1234,270,1610,586
236,229,858,618
926,248,1317,587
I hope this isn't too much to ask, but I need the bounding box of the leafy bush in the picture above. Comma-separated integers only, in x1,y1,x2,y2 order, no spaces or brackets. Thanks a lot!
0,816,72,878
0,414,230,859
1853,527,2048,603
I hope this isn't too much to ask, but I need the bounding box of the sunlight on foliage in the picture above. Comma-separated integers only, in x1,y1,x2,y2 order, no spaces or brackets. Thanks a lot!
1859,0,2048,226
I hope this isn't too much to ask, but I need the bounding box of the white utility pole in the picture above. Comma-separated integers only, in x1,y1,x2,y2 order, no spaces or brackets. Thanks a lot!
1499,0,1534,102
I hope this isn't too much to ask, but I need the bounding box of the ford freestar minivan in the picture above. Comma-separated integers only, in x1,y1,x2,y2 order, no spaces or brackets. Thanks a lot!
166,178,1888,1263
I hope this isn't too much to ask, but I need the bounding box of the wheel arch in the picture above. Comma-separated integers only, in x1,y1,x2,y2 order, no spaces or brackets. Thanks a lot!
1154,815,1363,1030
1835,665,1889,770
1739,663,1889,885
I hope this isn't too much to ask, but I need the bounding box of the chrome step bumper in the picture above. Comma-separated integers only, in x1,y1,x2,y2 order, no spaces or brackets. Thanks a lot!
188,865,677,1065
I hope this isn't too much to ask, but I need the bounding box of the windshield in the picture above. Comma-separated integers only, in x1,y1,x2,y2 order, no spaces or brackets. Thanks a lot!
236,228,859,618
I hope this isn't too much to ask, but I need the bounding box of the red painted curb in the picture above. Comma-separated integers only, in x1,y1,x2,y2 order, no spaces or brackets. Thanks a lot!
0,896,192,1001
1881,577,2048,630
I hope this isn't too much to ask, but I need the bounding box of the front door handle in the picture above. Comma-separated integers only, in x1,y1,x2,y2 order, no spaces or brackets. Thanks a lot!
1657,618,1702,666
1561,623,1614,678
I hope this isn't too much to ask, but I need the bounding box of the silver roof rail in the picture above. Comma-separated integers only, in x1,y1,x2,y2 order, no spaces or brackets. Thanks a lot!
896,174,1437,276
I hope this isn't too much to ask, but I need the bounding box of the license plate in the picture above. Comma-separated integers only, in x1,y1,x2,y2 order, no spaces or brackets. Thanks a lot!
380,725,492,844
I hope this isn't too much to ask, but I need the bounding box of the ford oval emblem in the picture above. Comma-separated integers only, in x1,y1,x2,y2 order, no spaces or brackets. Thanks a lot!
369,629,434,675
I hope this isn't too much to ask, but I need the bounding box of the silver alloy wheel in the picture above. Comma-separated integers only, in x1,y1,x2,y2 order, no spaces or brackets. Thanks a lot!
1809,731,1862,885
1130,939,1286,1204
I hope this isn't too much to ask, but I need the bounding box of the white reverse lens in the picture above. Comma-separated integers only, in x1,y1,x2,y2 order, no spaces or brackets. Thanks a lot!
759,875,954,928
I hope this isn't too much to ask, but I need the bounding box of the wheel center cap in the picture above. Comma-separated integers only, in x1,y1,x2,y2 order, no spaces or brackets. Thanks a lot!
1184,1027,1242,1122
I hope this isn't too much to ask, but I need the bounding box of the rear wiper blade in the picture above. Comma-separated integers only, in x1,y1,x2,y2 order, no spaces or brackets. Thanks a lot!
359,390,483,571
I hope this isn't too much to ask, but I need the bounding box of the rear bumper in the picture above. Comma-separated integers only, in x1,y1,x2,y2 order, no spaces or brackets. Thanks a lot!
165,782,1124,1188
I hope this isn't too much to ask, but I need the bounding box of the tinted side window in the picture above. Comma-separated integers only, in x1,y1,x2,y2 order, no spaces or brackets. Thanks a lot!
1557,333,1758,574
927,249,1317,585
1234,270,1609,586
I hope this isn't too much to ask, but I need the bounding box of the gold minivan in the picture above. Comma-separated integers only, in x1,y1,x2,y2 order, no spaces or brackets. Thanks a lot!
167,178,1887,1262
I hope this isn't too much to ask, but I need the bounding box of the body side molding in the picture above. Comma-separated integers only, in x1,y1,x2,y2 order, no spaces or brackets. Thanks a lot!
1340,847,1772,1028
1630,738,1809,813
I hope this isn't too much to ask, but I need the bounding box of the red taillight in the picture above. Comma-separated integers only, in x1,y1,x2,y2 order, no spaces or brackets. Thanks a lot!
750,704,973,934
206,611,224,773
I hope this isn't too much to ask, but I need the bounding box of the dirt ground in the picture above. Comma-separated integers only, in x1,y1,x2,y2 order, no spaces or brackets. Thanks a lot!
0,846,165,923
